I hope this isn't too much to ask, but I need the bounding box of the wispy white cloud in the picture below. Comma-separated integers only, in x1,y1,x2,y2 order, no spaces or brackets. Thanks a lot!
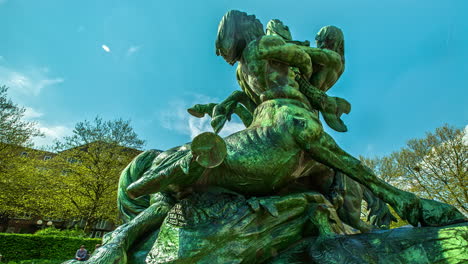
24,107,44,119
34,124,72,147
19,105,72,147
0,65,64,96
0,0,7,4
77,26,85,33
102,44,111,52
363,143,376,157
187,115,244,138
126,45,141,56
159,94,245,139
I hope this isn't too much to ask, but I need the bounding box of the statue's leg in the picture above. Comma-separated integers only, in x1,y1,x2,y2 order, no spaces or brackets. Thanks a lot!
335,173,373,232
362,185,397,228
127,146,205,199
83,194,174,264
296,125,465,226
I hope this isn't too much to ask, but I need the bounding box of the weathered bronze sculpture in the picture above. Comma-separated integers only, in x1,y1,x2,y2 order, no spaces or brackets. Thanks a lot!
65,10,467,264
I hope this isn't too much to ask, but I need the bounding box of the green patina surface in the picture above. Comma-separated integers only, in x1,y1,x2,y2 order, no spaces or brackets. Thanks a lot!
64,10,467,264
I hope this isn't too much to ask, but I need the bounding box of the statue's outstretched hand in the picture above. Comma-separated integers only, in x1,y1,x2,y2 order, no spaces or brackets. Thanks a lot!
322,96,351,132
187,102,235,134
188,98,251,134
187,103,217,118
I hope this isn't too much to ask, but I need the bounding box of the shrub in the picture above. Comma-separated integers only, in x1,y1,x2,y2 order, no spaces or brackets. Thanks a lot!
0,233,100,262
7,259,66,264
34,227,87,238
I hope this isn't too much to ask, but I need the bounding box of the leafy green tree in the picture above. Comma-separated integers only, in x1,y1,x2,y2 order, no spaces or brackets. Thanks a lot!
0,85,42,161
0,85,43,217
48,117,145,231
361,124,467,218
392,125,467,214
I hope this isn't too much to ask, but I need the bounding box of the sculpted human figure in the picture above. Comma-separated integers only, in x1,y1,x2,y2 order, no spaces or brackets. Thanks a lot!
189,20,349,134
127,10,465,228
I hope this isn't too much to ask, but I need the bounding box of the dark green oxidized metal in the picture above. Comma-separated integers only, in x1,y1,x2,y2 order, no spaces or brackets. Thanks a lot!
65,10,467,264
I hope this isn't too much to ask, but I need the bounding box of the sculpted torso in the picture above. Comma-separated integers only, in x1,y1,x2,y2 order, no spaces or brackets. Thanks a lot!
238,35,312,107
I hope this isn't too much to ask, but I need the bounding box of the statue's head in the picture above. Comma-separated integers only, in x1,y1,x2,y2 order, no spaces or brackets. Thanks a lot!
216,10,264,65
266,19,292,41
315,25,344,57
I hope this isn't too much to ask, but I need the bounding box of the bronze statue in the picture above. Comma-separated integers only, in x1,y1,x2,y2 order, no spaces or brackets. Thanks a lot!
68,10,466,264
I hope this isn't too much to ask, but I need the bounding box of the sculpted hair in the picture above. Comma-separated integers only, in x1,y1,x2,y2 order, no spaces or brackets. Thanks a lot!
266,19,292,41
216,10,264,65
315,25,345,59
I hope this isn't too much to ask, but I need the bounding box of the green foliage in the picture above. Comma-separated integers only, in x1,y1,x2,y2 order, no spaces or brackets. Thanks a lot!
46,117,145,230
7,259,66,264
0,233,100,262
0,114,145,226
392,124,467,214
0,85,42,149
0,85,44,217
0,155,56,217
34,227,87,238
361,124,467,218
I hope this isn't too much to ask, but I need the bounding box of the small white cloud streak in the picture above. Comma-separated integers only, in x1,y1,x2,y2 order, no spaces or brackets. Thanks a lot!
0,66,64,96
127,45,141,56
102,45,111,52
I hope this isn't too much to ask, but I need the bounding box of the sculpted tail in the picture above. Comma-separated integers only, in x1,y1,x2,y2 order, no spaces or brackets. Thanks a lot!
117,149,161,223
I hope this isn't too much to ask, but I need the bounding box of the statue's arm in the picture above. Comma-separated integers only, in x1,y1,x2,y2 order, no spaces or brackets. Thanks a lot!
299,47,342,68
211,90,255,133
257,35,313,78
219,90,257,114
297,75,351,132
187,90,256,133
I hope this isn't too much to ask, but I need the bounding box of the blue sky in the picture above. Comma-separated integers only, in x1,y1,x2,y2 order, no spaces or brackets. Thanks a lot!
1,0,467,157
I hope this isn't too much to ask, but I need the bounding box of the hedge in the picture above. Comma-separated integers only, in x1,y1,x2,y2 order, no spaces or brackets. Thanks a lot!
6,259,65,264
0,233,101,262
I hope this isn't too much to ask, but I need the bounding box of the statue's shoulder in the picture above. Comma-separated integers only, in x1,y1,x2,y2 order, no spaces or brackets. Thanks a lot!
322,48,342,62
258,35,287,48
306,48,342,68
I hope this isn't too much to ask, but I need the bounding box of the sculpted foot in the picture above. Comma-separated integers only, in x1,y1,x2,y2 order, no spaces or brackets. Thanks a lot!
419,199,467,226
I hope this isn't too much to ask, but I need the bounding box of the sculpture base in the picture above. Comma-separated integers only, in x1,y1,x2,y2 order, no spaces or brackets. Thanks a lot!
129,190,467,264
270,222,468,264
